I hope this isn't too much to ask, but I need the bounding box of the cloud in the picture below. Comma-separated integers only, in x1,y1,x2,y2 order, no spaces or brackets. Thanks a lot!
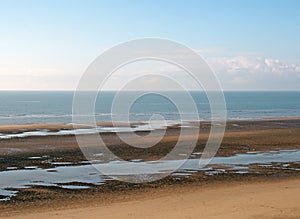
1,50,299,90
205,55,300,90
101,55,300,91
207,56,300,75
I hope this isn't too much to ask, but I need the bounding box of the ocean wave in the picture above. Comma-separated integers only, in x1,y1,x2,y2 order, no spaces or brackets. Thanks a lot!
0,112,200,119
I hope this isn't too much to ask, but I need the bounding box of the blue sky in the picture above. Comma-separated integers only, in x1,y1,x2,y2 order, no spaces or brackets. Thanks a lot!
0,0,299,90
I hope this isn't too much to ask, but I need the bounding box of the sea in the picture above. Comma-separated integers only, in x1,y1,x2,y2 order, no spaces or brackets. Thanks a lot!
0,91,299,125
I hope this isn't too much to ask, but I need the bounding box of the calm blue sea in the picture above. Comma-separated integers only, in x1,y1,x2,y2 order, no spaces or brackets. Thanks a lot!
0,91,299,125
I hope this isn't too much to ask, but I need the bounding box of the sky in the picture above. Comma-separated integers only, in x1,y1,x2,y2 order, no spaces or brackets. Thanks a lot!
0,0,299,90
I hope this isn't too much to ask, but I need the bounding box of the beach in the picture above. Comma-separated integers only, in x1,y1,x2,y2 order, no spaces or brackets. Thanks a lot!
6,177,300,219
0,117,300,218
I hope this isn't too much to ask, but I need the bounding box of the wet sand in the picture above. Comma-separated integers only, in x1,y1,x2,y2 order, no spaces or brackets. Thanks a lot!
0,117,300,218
6,177,300,219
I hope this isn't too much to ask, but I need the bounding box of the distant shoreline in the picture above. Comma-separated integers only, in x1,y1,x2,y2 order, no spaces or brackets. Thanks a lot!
0,116,298,140
0,115,299,130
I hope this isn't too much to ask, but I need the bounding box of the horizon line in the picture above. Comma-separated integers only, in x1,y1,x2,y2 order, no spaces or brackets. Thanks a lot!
0,89,299,92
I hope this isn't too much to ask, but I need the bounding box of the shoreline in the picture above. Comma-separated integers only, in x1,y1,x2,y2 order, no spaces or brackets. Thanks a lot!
0,115,299,133
0,117,299,159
